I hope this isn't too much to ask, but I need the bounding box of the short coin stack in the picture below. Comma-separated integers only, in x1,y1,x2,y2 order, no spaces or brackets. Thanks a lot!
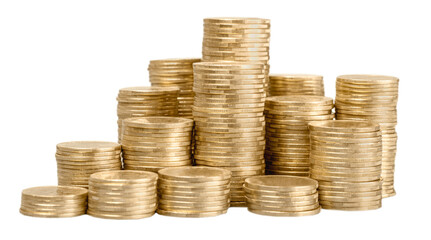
87,170,158,219
268,74,325,96
309,120,383,210
121,117,194,172
192,62,266,207
157,166,231,217
335,74,399,198
116,86,179,142
56,141,122,188
202,17,271,92
148,58,201,119
20,186,88,218
264,96,334,176
244,176,320,216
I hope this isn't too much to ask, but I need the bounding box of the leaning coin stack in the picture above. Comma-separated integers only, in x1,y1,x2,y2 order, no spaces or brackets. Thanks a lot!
309,120,383,210
268,74,325,97
121,117,194,172
202,17,271,93
148,58,201,118
20,186,88,218
157,166,231,217
335,74,399,198
87,170,158,219
265,96,334,176
244,176,320,216
56,141,122,188
193,62,266,207
116,86,179,142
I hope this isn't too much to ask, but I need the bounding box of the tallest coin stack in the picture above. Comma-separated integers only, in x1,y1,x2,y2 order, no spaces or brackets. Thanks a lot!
202,18,271,93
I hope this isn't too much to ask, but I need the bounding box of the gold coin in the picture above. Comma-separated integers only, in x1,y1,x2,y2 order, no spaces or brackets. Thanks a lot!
158,166,231,182
247,207,320,217
156,209,227,218
56,141,121,153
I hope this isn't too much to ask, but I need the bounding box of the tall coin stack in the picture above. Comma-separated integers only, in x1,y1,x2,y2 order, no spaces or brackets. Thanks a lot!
309,120,383,210
116,86,179,142
121,117,194,172
202,17,271,93
157,166,231,217
20,186,88,218
192,62,266,207
148,58,201,119
88,170,158,219
268,74,325,96
335,74,399,198
56,141,122,188
244,176,320,217
264,96,334,176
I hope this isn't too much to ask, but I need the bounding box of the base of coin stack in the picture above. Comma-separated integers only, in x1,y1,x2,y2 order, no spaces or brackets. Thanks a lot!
157,166,231,217
55,141,122,188
309,120,383,210
244,176,320,216
87,170,158,219
268,74,325,96
20,186,88,218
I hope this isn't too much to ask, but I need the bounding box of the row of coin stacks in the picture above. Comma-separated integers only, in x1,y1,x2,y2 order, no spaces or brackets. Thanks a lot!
192,62,266,207
335,74,399,198
116,86,179,143
268,74,325,97
202,18,271,93
264,96,334,176
309,120,383,210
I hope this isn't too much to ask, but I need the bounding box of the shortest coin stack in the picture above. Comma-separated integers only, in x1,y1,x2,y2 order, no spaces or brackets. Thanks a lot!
157,166,231,217
87,170,158,219
20,186,88,218
244,176,320,216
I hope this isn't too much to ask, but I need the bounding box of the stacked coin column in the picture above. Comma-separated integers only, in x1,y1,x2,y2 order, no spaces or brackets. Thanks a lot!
148,58,201,119
157,166,231,217
244,176,320,217
202,17,271,93
309,120,383,210
55,141,122,188
88,170,158,219
116,86,179,142
121,117,193,172
268,74,325,97
335,74,399,198
193,62,266,207
264,96,334,176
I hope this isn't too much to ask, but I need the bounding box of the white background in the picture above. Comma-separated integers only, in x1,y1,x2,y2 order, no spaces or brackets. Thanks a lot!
1,0,429,239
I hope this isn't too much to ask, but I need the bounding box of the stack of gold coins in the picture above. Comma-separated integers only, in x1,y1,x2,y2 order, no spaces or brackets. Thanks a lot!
121,117,194,172
148,58,201,118
56,141,122,188
268,74,325,96
87,170,158,219
335,74,399,198
157,166,231,217
309,120,383,210
116,86,179,142
192,62,266,207
264,96,334,176
202,17,270,93
20,186,87,218
244,176,320,217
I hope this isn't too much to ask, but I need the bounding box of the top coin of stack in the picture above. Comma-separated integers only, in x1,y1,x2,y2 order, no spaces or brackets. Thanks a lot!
157,166,231,217
308,120,383,211
192,62,266,207
148,58,201,119
20,186,88,218
116,86,179,142
335,74,399,198
244,176,320,217
202,17,271,92
268,74,325,97
264,96,334,176
56,141,122,188
121,117,194,173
